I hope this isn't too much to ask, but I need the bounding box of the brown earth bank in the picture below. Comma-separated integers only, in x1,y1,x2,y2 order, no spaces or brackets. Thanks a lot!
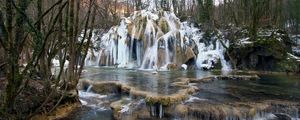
0,79,79,120
31,103,80,120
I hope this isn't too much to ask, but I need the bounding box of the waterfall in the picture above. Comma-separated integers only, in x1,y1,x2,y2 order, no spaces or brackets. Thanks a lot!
83,5,232,71
141,39,159,70
86,85,93,92
117,20,129,67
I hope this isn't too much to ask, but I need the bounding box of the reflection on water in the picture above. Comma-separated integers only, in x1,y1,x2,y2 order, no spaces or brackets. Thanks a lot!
196,74,300,103
81,67,212,95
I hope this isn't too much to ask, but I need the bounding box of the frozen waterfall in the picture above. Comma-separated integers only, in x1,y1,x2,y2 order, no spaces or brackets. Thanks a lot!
84,6,231,71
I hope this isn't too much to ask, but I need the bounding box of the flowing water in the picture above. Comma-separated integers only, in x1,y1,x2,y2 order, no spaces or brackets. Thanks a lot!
68,67,300,120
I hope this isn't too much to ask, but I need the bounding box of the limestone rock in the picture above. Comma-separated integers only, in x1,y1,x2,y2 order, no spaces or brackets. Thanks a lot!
167,63,178,70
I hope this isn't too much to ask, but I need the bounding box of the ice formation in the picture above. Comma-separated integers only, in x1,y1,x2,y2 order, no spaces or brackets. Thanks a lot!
84,1,231,71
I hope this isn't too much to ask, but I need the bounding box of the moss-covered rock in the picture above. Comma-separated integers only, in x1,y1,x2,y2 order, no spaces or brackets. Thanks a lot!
167,63,178,70
276,54,300,73
159,18,169,33
228,28,299,72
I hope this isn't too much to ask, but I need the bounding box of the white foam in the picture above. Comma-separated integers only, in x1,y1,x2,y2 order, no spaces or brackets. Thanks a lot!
185,96,207,103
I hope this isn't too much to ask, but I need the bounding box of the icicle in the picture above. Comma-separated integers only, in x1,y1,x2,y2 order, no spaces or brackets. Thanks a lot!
165,38,170,65
159,104,163,118
150,105,155,116
117,20,130,67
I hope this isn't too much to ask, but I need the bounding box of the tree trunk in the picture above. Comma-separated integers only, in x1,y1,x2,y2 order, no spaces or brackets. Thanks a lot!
4,0,28,113
67,0,77,90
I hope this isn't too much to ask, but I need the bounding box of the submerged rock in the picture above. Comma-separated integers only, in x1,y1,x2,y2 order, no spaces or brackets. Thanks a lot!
189,74,260,84
167,63,178,70
110,99,132,120
175,104,189,117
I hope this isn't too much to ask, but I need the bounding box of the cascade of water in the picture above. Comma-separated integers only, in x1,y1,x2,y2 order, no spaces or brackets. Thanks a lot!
145,0,157,12
164,12,177,31
117,20,130,67
84,5,232,71
141,40,159,70
86,85,93,92
165,38,170,65
141,19,159,70
109,39,117,65
219,40,232,71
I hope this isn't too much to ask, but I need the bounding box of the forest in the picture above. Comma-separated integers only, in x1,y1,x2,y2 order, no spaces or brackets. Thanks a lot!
0,0,299,119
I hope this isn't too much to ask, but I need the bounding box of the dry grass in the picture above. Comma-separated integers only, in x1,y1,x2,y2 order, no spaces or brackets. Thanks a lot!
31,103,80,120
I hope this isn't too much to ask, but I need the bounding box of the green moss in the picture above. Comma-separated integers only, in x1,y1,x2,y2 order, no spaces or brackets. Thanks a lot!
255,38,287,59
145,96,171,106
137,17,148,40
228,30,293,71
214,59,222,70
276,56,300,72
159,18,169,33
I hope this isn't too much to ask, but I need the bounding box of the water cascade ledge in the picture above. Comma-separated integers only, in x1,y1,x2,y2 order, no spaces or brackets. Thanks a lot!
78,74,262,119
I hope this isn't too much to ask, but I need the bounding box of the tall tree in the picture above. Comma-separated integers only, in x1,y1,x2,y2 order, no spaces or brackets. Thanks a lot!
3,0,30,113
197,0,214,29
249,0,268,40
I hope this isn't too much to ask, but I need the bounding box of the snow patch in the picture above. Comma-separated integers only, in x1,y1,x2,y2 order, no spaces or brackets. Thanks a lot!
181,64,188,70
120,103,131,113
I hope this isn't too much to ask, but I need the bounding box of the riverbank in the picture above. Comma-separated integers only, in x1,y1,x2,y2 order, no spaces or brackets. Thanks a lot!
32,103,80,120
